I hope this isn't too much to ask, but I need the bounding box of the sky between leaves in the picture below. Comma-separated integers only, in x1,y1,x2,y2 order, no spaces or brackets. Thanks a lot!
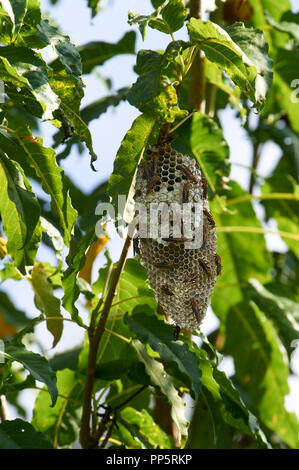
2,0,299,422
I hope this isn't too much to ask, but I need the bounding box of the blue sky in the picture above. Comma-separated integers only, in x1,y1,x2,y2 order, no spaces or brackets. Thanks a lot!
3,0,299,423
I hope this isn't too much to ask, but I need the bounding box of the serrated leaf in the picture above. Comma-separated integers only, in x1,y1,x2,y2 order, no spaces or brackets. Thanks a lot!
36,19,82,81
0,128,77,247
31,262,62,348
48,68,97,168
0,152,41,272
0,46,60,119
32,368,82,448
78,31,136,74
131,339,189,446
125,310,201,399
187,18,262,107
0,419,54,449
225,301,299,448
226,22,273,105
127,41,188,122
1,341,58,406
129,1,187,40
249,279,299,345
118,407,174,449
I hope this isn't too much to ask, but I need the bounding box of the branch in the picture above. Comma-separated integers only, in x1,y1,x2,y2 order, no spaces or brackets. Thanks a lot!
79,235,132,449
188,0,206,113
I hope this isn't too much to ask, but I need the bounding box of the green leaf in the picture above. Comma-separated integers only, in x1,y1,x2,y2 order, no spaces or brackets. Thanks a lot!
249,279,299,345
0,152,41,272
78,31,136,74
107,113,159,206
127,41,188,122
258,122,299,256
226,22,273,105
128,1,187,40
48,68,98,168
31,262,63,348
225,301,299,448
131,339,189,446
87,0,102,18
0,262,22,282
205,59,246,121
0,46,60,119
172,111,230,193
187,19,263,107
0,128,77,247
118,407,174,449
36,19,82,81
1,341,58,406
62,228,96,326
0,419,54,449
0,0,28,40
211,181,272,321
125,310,201,399
265,11,299,44
189,348,267,447
32,369,82,448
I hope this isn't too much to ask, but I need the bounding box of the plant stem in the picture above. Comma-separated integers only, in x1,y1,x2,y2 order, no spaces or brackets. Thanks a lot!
79,235,132,449
249,140,262,194
188,0,206,113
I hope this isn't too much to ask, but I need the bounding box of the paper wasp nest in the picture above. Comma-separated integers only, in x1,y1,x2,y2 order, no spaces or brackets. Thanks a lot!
134,143,221,334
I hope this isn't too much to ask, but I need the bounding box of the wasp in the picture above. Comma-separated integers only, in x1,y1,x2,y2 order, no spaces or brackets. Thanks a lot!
155,260,174,269
180,164,199,184
203,209,215,228
182,182,192,203
150,154,160,175
201,225,209,250
215,253,222,276
141,160,152,180
198,257,211,276
201,177,208,199
173,325,181,341
162,236,188,244
184,271,198,283
161,285,174,296
190,298,202,323
146,174,161,194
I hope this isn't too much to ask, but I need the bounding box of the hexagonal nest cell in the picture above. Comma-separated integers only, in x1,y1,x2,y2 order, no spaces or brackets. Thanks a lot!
134,142,221,333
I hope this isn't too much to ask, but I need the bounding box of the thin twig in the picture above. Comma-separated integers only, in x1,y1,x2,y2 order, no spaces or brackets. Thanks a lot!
79,235,132,449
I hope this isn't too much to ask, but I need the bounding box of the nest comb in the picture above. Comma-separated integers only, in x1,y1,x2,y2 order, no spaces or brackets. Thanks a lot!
133,142,221,334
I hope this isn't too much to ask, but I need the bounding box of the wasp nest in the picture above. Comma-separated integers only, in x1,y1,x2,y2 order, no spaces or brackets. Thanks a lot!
134,143,221,334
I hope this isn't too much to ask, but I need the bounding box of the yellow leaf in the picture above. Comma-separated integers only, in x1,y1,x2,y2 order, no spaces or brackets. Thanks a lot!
79,234,109,284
